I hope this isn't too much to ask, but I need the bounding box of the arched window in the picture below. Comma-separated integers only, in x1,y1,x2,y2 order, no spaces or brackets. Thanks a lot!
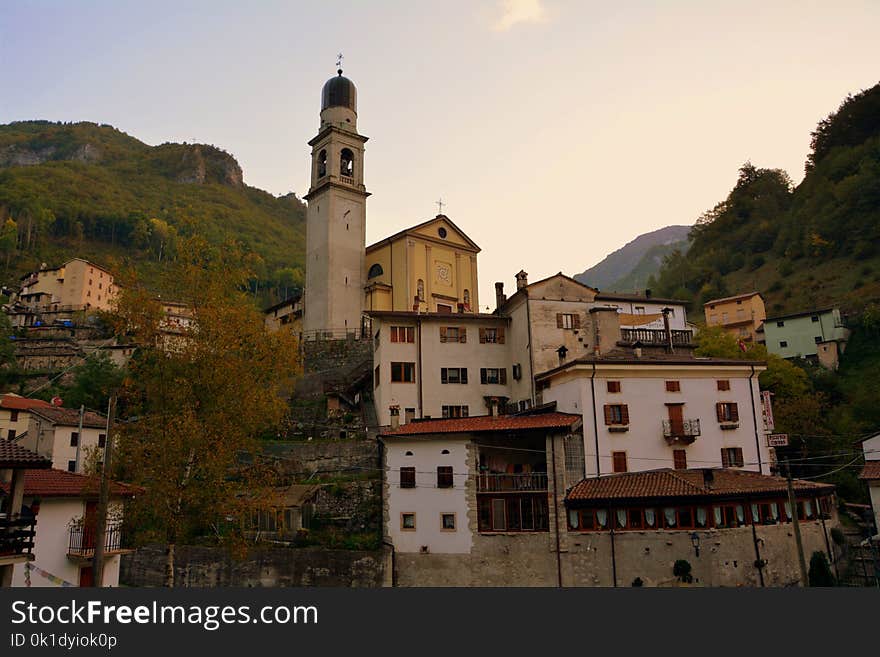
463,289,470,310
340,148,354,178
417,279,425,302
317,149,327,178
368,263,383,279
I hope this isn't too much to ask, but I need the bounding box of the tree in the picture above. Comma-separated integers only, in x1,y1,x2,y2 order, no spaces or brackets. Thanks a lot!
0,311,17,386
63,352,125,412
808,551,835,587
110,235,300,585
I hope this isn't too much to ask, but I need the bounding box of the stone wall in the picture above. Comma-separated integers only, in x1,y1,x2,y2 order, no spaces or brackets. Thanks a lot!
120,544,391,587
262,439,379,477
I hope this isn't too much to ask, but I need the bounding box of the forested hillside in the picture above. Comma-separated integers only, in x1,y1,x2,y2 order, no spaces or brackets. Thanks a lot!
0,121,306,300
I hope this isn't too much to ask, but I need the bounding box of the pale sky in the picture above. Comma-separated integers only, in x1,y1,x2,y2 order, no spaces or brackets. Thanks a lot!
2,1,879,309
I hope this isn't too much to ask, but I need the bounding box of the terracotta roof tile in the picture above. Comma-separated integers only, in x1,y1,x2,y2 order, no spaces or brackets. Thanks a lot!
381,412,581,437
0,468,140,498
0,442,51,469
0,394,53,411
859,462,880,481
566,468,833,504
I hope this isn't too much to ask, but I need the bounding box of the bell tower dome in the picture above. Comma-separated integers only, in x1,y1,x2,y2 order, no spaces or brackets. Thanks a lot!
303,64,370,336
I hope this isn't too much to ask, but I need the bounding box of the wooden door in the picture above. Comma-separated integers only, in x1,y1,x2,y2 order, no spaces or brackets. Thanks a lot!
667,404,684,435
79,566,94,587
83,501,98,550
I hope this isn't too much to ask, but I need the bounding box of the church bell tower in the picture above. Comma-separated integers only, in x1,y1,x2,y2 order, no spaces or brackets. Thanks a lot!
303,64,369,335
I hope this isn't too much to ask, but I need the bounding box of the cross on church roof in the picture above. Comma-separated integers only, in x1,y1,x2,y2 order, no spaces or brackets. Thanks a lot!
336,52,344,72
436,198,445,215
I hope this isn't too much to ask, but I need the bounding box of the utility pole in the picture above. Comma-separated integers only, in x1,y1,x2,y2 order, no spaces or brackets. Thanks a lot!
785,461,809,586
73,405,84,473
91,395,116,587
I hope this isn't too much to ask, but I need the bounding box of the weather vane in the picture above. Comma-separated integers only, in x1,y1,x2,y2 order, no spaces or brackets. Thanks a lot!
336,52,344,71
436,198,445,214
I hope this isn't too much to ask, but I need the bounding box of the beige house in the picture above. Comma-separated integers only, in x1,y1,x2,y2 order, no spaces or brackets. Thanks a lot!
8,259,117,327
365,215,480,315
264,295,303,333
16,407,108,474
704,292,766,343
0,394,53,442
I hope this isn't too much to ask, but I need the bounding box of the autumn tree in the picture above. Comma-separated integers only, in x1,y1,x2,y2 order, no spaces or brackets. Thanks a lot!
110,235,300,585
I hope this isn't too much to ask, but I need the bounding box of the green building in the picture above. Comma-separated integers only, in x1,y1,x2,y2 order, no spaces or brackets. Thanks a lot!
762,308,850,369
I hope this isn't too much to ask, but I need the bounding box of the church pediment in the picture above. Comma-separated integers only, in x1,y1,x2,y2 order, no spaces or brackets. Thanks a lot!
527,273,598,302
366,215,480,253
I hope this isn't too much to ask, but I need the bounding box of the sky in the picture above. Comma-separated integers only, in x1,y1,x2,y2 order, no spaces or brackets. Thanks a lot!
2,0,879,310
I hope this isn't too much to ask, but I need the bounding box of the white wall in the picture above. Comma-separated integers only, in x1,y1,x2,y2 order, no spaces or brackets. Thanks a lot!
11,498,122,587
543,366,770,476
862,434,880,536
22,419,105,473
385,437,472,554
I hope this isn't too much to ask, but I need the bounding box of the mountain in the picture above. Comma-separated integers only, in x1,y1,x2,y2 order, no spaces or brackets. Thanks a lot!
0,121,306,297
574,225,691,292
648,82,880,318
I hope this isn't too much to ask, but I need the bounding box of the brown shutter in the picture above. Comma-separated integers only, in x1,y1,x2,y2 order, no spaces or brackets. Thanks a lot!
500,368,507,385
721,449,730,468
439,327,447,343
604,404,613,425
480,368,487,384
441,368,448,384
479,328,486,343
459,327,467,343
461,368,468,384
557,313,564,328
730,403,739,422
620,404,629,425
716,403,724,422
497,326,505,344
572,314,581,329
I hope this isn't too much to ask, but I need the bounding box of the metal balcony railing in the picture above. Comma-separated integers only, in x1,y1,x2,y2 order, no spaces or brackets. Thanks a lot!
0,516,36,558
620,328,693,346
477,473,548,492
662,419,701,445
67,522,123,558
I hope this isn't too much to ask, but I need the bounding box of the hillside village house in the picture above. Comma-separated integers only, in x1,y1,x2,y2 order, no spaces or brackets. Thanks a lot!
6,258,117,328
16,407,108,474
0,393,52,442
1,441,51,587
763,307,850,370
264,294,303,333
703,291,766,343
594,290,689,331
3,469,137,588
859,432,880,537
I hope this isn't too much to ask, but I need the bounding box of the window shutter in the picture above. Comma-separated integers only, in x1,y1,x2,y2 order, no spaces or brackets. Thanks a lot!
461,368,468,384
730,403,739,422
572,314,581,329
459,327,467,343
441,369,448,384
480,368,487,384
497,327,506,344
716,403,724,422
439,327,447,342
556,313,564,329
479,328,486,343
500,368,507,385
604,405,613,425
620,404,629,425
721,449,730,468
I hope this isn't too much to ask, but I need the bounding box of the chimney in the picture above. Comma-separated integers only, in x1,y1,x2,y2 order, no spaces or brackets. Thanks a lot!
515,270,529,291
702,469,715,489
494,282,506,311
389,405,400,430
645,288,652,298
662,307,674,354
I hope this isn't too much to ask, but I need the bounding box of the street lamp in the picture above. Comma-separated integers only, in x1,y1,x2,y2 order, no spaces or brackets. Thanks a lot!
690,532,701,557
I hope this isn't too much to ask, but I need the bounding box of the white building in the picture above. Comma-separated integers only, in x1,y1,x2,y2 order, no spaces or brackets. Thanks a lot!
859,433,880,537
0,394,53,442
16,407,108,473
537,353,773,476
5,469,136,587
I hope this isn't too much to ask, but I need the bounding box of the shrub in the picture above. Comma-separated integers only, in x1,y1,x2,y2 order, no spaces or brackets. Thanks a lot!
673,559,693,583
808,551,835,587
830,527,846,546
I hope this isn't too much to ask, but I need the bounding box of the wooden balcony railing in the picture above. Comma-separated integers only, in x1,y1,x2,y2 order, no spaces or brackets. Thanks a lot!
477,473,548,492
620,328,693,345
0,516,36,558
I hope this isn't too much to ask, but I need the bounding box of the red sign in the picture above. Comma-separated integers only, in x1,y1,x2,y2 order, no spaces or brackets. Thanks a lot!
761,391,774,432
50,396,63,407
767,434,789,447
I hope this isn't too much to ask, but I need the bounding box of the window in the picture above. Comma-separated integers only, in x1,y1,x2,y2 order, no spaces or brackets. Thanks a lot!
9,410,18,422
564,434,585,483
70,432,80,447
612,451,628,473
441,513,456,531
98,433,106,448
721,312,728,323
400,467,416,488
603,404,629,425
390,326,415,343
665,380,681,392
340,148,354,177
814,336,822,344
6,429,14,441
480,368,507,385
811,316,819,322
400,513,416,531
437,466,453,488
391,362,416,383
607,381,621,393
717,379,731,391
479,327,505,344
440,326,466,343
374,365,380,388
716,402,739,423
441,405,469,418
512,363,522,380
478,495,549,532
721,447,744,468
368,263,383,279
436,304,453,313
673,449,687,470
780,341,788,348
635,306,645,315
68,460,76,472
556,313,580,329
440,367,468,384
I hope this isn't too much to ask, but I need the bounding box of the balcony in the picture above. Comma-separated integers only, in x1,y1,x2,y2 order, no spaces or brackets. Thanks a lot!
662,419,701,445
0,516,36,562
67,522,126,559
477,473,548,493
620,328,693,346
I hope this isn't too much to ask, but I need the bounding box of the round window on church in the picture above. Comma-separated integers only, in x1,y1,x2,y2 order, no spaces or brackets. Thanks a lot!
438,227,447,238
